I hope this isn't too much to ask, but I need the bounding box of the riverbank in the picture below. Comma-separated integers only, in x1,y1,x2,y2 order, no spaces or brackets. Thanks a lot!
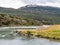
39,25,60,41
15,25,60,41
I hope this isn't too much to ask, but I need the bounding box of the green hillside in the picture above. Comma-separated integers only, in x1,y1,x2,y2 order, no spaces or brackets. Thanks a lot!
0,5,60,26
0,13,42,26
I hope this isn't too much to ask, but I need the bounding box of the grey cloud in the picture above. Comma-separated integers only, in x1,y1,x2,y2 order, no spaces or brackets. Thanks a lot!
0,0,60,8
21,0,47,4
47,0,60,3
19,0,60,8
21,0,60,4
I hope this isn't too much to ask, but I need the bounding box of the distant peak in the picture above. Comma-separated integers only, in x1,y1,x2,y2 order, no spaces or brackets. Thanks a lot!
26,4,40,7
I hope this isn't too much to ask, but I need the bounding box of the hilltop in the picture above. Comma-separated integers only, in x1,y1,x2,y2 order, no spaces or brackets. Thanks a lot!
0,5,60,26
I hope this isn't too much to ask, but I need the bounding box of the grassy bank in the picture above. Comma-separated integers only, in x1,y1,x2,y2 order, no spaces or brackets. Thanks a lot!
39,25,60,41
16,25,60,41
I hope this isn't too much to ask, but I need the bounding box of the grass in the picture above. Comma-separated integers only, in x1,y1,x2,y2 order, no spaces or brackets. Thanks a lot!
17,25,60,41
38,25,60,41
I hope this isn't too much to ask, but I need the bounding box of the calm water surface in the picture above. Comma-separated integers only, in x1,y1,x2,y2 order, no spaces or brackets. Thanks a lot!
0,38,60,45
0,27,60,45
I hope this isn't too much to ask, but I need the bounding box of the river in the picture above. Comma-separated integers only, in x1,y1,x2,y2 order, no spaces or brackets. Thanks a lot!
0,38,60,45
0,27,60,45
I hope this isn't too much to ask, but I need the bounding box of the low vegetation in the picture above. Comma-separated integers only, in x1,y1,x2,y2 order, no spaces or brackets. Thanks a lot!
0,13,56,27
16,25,60,41
39,25,60,40
0,13,42,26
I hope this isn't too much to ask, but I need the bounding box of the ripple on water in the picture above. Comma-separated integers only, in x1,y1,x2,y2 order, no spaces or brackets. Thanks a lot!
0,38,60,45
0,28,60,45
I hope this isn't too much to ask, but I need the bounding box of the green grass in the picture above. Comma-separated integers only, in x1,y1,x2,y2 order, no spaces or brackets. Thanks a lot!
17,25,60,41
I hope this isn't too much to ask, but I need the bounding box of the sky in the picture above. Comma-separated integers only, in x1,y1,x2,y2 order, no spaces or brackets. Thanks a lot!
0,0,60,9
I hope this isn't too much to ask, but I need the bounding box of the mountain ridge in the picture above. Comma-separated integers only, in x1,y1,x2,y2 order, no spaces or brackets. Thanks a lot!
0,5,60,26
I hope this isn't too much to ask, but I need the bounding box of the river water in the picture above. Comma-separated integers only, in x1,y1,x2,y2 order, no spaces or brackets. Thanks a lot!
0,38,60,45
0,27,60,45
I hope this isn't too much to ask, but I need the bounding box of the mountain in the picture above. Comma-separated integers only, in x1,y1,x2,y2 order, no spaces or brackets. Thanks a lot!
0,5,60,14
19,5,60,12
0,5,60,26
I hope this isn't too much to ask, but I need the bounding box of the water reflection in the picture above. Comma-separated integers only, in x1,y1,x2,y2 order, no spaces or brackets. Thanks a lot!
0,28,60,45
0,38,60,45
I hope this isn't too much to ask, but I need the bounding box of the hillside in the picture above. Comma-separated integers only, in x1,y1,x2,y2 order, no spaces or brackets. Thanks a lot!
0,13,43,26
0,5,60,26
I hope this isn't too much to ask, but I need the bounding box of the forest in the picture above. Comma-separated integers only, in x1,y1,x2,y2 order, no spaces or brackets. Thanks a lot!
0,5,60,26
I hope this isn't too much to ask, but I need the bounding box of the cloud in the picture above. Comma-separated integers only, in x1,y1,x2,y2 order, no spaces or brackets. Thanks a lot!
21,0,60,4
0,0,60,8
0,0,26,8
21,0,60,7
